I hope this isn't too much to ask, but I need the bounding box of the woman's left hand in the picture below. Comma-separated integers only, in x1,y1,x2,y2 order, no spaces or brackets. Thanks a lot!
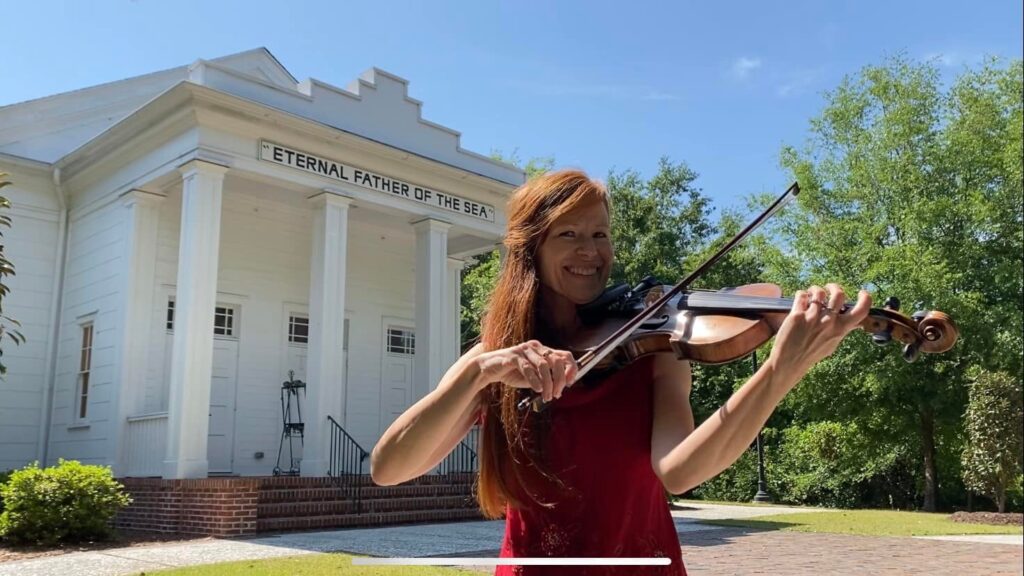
767,283,871,380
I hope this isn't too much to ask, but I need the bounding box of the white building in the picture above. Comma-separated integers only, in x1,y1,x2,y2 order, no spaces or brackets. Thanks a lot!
0,48,521,480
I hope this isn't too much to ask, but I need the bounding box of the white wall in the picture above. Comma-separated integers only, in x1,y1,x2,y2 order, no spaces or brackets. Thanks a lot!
46,201,124,466
144,176,418,476
343,218,417,451
0,163,60,471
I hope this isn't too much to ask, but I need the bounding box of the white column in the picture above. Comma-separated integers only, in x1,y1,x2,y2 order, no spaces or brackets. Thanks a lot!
496,243,508,268
163,160,227,479
445,257,467,368
301,191,352,477
111,190,164,476
414,219,451,397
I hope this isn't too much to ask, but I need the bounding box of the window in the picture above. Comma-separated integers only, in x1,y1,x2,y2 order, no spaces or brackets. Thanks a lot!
288,314,309,344
166,300,237,338
386,327,415,356
213,306,235,337
76,323,93,420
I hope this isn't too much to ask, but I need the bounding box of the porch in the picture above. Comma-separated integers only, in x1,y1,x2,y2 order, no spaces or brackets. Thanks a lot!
117,416,482,536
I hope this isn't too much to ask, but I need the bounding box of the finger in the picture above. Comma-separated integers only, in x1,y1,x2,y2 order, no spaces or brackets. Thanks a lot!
825,283,846,313
806,285,826,321
548,353,567,398
844,289,872,326
518,356,543,393
562,351,579,386
791,289,809,314
522,346,554,402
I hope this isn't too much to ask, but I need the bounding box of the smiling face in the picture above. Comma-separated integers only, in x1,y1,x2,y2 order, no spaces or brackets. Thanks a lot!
535,198,614,305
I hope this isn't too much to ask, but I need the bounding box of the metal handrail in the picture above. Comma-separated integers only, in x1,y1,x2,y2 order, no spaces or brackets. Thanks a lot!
327,415,370,513
438,425,479,476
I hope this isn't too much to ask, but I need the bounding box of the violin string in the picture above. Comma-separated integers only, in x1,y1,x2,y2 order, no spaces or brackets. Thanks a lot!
679,293,856,312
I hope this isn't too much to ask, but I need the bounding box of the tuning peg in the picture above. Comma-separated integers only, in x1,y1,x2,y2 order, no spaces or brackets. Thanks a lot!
872,331,892,345
883,296,900,311
632,275,659,293
902,343,920,363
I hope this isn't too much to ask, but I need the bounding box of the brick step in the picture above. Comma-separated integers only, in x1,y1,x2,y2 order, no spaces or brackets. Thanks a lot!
258,494,477,518
258,482,474,503
256,473,476,489
256,507,485,532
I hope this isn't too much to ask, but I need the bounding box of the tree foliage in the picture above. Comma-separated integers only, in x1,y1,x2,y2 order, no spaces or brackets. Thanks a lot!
0,173,25,377
774,56,1023,511
459,57,1022,513
606,158,712,286
961,370,1024,512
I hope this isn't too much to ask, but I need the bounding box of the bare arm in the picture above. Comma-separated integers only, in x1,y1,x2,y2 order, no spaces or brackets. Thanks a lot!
370,339,577,486
651,352,796,494
651,284,871,494
370,343,487,486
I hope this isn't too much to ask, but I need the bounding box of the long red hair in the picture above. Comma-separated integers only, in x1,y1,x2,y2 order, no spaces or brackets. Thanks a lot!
476,169,610,518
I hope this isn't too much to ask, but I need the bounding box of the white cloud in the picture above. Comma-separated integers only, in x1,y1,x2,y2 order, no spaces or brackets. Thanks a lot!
731,57,763,79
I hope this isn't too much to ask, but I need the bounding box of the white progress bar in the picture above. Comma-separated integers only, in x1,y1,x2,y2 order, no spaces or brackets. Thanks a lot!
353,558,671,566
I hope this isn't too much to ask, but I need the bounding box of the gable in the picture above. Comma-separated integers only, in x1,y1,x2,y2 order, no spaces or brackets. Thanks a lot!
209,48,297,91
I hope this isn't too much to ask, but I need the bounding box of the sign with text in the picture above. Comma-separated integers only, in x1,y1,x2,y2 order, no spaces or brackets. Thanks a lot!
259,140,495,222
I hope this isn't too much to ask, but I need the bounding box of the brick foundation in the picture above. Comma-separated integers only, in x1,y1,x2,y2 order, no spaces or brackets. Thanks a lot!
116,475,479,537
116,478,260,537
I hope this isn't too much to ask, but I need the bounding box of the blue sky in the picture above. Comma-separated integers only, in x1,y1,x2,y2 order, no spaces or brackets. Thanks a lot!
2,0,1020,213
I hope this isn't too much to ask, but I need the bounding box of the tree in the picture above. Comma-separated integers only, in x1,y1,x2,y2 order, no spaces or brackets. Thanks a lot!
961,370,1023,512
460,249,499,348
606,160,785,468
606,158,712,286
776,56,1023,511
0,173,25,376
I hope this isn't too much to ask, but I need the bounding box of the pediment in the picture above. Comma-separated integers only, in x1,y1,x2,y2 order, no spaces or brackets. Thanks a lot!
209,48,297,90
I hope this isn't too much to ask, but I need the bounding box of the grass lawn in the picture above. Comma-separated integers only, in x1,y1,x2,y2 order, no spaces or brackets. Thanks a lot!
701,509,1024,537
672,498,808,508
151,553,476,575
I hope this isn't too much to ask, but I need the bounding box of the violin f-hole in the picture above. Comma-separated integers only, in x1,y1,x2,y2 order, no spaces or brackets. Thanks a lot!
640,314,670,329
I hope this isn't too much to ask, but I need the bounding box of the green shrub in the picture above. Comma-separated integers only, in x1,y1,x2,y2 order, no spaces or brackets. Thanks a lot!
962,370,1023,513
1007,474,1024,512
691,429,778,503
0,470,11,513
0,460,132,545
692,447,760,502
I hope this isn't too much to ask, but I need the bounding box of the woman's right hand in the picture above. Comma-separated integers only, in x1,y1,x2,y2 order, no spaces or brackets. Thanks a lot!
474,340,578,402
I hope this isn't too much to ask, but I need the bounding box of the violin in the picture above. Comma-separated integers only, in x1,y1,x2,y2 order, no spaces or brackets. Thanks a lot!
575,278,958,367
518,183,960,412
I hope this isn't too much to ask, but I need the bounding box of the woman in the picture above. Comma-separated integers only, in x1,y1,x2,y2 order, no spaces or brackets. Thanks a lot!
370,169,870,575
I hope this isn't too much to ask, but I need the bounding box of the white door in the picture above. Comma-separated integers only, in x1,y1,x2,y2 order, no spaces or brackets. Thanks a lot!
162,299,241,474
284,310,309,384
208,305,240,474
379,319,414,435
282,309,310,468
208,337,239,473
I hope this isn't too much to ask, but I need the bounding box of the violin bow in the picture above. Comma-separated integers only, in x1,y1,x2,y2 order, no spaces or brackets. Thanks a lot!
519,182,800,412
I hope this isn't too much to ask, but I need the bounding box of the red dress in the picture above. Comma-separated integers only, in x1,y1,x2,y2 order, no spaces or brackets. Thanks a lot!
496,355,687,576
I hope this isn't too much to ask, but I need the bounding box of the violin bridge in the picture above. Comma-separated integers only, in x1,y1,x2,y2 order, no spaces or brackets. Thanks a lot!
644,285,664,307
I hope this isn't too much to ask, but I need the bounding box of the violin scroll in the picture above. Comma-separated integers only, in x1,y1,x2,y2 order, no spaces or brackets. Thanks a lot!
859,301,958,362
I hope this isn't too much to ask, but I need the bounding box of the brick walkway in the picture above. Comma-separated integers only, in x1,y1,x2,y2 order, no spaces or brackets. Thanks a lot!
679,526,1023,576
2,513,1020,575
